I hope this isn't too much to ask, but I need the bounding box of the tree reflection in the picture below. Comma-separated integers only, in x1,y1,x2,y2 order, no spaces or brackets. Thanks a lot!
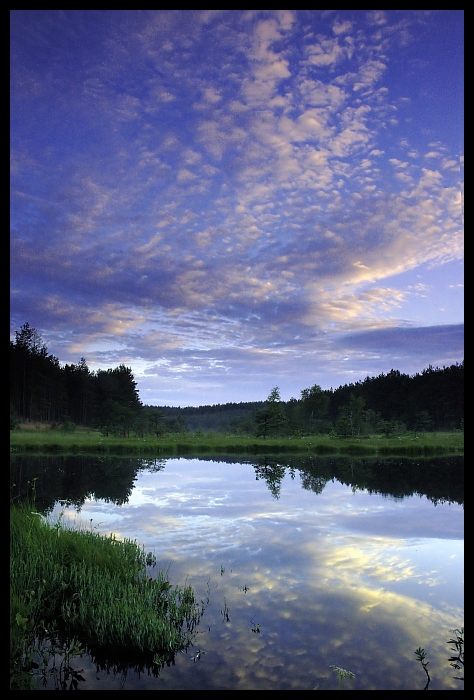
10,455,164,513
10,454,463,515
252,458,287,499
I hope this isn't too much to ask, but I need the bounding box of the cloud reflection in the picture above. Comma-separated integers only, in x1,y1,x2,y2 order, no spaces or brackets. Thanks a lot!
49,458,463,689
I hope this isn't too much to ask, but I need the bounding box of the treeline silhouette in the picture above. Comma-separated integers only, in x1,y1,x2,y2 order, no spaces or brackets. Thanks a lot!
156,362,463,436
10,322,463,437
10,323,142,436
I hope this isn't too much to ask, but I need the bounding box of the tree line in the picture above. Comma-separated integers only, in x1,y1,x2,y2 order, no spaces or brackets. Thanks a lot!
11,322,463,438
156,363,463,437
247,361,463,438
10,323,143,436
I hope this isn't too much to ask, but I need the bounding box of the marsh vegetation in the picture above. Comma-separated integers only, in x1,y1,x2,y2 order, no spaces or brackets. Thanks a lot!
10,498,202,690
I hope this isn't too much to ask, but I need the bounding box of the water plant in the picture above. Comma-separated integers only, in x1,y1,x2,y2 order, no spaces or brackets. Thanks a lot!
220,597,230,623
10,502,202,689
191,648,206,663
328,665,355,690
415,627,464,689
414,647,431,690
250,618,261,633
36,636,86,690
447,628,464,682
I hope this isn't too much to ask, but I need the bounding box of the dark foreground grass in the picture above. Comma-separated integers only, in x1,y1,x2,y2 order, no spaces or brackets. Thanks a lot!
10,503,201,690
10,428,464,457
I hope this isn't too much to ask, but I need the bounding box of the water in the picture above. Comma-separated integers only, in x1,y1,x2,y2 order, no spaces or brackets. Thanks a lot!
11,454,464,690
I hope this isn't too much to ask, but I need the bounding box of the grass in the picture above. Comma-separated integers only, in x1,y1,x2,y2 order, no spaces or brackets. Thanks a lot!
10,502,202,690
10,427,464,457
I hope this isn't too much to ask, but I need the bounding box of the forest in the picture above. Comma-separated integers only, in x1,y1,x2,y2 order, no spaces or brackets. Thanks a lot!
10,322,464,438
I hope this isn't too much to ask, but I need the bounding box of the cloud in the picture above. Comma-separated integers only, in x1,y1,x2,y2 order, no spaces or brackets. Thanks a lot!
335,324,464,358
366,10,388,26
10,10,464,404
332,19,353,36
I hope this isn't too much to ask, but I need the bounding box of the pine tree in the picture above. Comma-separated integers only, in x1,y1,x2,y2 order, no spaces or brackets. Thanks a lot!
255,387,287,438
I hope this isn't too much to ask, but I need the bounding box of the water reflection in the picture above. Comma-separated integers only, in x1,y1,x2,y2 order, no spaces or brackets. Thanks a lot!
10,455,166,512
10,455,463,690
10,454,464,511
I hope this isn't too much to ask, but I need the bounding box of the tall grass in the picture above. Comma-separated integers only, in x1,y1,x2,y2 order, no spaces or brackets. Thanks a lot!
10,503,201,689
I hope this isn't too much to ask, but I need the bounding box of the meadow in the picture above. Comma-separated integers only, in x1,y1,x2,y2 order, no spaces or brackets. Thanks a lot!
10,426,464,458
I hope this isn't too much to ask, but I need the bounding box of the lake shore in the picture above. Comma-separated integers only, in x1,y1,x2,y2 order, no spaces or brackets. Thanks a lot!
10,502,201,690
10,428,464,457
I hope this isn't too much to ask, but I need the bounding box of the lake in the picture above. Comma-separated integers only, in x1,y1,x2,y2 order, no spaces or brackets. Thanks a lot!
10,454,464,690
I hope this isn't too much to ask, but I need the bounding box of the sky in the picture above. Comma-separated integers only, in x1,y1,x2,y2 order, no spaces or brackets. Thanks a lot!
10,10,464,407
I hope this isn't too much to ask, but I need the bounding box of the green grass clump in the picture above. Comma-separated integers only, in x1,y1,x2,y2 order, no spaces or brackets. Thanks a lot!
10,504,201,689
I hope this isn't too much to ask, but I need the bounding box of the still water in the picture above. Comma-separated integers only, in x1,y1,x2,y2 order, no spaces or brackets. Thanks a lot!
11,454,464,690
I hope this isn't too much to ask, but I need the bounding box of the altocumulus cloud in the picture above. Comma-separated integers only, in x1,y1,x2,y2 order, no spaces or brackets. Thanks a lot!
10,10,463,404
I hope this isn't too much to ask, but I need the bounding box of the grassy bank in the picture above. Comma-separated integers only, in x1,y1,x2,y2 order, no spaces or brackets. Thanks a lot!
10,503,201,690
10,428,464,457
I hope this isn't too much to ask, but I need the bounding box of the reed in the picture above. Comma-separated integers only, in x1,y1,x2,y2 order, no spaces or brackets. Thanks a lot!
10,503,201,689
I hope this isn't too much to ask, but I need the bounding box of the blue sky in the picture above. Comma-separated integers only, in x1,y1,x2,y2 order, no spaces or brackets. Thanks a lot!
10,10,463,406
